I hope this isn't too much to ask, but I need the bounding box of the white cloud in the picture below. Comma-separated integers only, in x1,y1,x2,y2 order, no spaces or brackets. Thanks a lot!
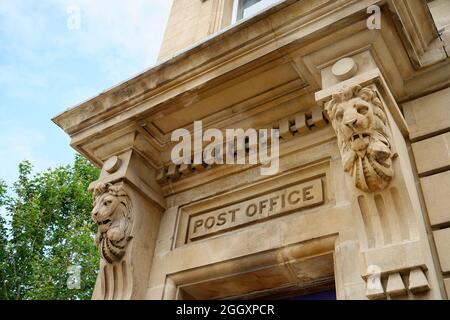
52,0,173,80
0,124,45,180
0,0,173,184
0,64,49,101
0,0,173,90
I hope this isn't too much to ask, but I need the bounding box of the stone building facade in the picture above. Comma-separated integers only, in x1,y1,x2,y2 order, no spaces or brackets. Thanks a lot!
53,0,450,300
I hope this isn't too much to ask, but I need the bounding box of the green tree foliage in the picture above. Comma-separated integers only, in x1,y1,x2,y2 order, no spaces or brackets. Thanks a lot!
0,179,9,299
0,154,100,300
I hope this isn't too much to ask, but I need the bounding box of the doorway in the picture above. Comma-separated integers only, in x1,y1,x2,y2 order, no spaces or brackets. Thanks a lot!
166,237,338,300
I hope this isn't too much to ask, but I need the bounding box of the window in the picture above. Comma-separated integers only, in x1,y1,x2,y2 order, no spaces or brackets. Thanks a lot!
233,0,281,22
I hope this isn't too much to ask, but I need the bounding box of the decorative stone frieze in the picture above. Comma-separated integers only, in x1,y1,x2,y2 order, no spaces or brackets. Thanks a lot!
156,106,329,184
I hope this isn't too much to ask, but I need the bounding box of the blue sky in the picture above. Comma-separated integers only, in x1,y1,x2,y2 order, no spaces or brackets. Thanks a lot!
0,0,172,187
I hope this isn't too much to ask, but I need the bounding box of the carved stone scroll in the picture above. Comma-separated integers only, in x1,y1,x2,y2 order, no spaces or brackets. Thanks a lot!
324,85,395,192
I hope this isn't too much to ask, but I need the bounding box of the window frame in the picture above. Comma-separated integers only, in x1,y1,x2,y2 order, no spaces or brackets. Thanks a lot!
232,0,280,23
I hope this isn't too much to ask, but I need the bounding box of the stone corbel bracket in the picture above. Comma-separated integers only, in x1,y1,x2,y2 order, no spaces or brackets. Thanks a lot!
316,65,441,299
316,69,408,192
89,150,166,211
91,181,133,264
316,68,409,137
89,150,166,300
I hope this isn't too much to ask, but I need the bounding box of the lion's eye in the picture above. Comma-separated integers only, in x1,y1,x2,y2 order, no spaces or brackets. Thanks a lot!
356,105,368,115
336,111,344,121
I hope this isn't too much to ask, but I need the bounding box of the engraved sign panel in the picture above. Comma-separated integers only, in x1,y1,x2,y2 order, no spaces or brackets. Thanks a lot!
187,179,323,241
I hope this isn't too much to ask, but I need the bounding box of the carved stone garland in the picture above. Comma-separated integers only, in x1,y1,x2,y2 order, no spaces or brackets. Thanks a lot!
91,183,133,263
325,85,394,192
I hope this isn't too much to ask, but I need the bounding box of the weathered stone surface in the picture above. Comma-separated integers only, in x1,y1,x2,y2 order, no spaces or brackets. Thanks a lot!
403,87,450,141
408,268,431,294
324,85,394,192
412,132,450,176
158,0,234,61
331,57,358,81
187,178,323,241
421,171,450,227
386,273,407,297
91,182,133,264
444,278,450,299
433,228,450,273
52,0,449,300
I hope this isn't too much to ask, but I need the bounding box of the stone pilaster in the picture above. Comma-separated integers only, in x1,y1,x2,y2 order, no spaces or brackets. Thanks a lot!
89,150,166,300
316,56,442,300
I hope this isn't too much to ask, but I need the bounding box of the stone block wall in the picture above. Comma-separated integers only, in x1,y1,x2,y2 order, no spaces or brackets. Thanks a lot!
403,86,450,299
158,0,234,61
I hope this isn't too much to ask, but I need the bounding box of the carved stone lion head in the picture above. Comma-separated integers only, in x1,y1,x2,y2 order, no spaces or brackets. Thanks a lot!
325,85,394,192
92,183,132,263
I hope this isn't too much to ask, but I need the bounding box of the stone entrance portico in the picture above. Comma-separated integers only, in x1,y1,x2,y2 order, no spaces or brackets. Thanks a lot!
53,0,450,300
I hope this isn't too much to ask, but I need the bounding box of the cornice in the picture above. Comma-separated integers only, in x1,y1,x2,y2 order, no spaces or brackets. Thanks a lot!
52,0,447,170
52,0,374,136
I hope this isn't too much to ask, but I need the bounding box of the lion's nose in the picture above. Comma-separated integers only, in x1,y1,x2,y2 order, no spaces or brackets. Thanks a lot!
344,118,357,128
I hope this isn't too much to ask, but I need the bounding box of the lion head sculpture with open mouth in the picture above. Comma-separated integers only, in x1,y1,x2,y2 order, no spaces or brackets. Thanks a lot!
325,85,394,192
92,183,132,263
